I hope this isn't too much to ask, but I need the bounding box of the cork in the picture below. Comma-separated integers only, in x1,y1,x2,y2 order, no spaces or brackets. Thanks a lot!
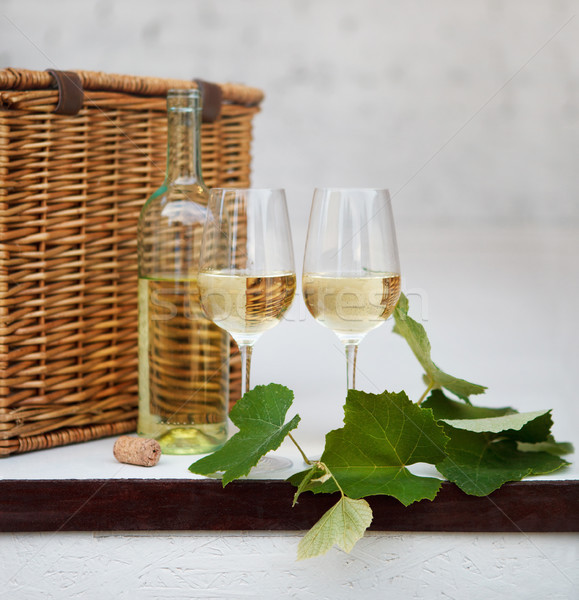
113,436,161,467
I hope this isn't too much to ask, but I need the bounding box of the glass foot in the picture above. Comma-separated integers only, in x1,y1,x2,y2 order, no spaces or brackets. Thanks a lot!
204,455,293,480
250,455,293,475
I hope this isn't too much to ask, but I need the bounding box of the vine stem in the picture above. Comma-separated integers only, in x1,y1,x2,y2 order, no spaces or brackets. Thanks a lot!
288,432,312,465
286,433,345,497
326,465,345,497
417,380,434,405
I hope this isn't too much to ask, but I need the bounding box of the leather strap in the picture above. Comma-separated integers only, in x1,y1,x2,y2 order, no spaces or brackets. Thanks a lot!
44,70,221,120
46,69,84,115
195,79,223,123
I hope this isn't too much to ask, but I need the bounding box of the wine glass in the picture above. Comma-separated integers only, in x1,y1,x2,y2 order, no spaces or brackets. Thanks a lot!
198,188,296,472
302,188,401,390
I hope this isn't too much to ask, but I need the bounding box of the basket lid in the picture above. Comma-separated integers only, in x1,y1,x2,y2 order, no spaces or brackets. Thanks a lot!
0,68,264,108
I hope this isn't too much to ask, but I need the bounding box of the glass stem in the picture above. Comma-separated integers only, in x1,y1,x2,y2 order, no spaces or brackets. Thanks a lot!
240,344,253,397
345,343,359,390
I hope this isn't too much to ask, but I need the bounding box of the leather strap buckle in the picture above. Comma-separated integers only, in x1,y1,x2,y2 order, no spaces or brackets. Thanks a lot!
46,69,84,116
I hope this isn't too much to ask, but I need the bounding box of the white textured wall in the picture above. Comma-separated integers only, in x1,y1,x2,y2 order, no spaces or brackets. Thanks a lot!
2,0,579,233
1,531,578,599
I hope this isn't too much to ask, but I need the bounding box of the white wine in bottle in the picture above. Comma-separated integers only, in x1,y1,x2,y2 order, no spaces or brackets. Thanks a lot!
198,271,296,345
302,272,401,340
138,276,229,454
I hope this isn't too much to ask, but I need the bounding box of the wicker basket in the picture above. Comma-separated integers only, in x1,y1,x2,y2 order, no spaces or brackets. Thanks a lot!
0,68,263,456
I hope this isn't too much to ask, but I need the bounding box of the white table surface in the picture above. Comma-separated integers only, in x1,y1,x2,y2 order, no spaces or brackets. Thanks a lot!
1,427,577,482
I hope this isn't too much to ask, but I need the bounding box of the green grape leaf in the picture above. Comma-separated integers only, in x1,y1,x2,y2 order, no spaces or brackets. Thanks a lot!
425,391,566,446
423,390,570,494
290,390,449,506
393,293,486,402
441,409,553,442
422,390,515,419
437,428,570,496
189,384,300,485
517,437,575,456
297,497,373,560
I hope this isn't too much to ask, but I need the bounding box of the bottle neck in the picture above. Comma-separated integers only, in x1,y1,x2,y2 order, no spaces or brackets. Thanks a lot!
165,93,204,185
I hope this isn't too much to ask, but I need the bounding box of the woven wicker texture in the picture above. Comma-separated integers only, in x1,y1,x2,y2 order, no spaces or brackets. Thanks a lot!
0,69,262,456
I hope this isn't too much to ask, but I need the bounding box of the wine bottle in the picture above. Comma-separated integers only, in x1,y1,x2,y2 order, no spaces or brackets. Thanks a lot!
137,89,229,454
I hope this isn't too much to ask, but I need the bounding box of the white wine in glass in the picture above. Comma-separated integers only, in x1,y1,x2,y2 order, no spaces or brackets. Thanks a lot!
303,188,401,390
199,188,296,472
198,271,296,345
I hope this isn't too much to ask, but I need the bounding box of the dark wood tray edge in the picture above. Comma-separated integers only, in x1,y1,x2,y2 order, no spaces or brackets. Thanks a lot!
1,479,577,533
